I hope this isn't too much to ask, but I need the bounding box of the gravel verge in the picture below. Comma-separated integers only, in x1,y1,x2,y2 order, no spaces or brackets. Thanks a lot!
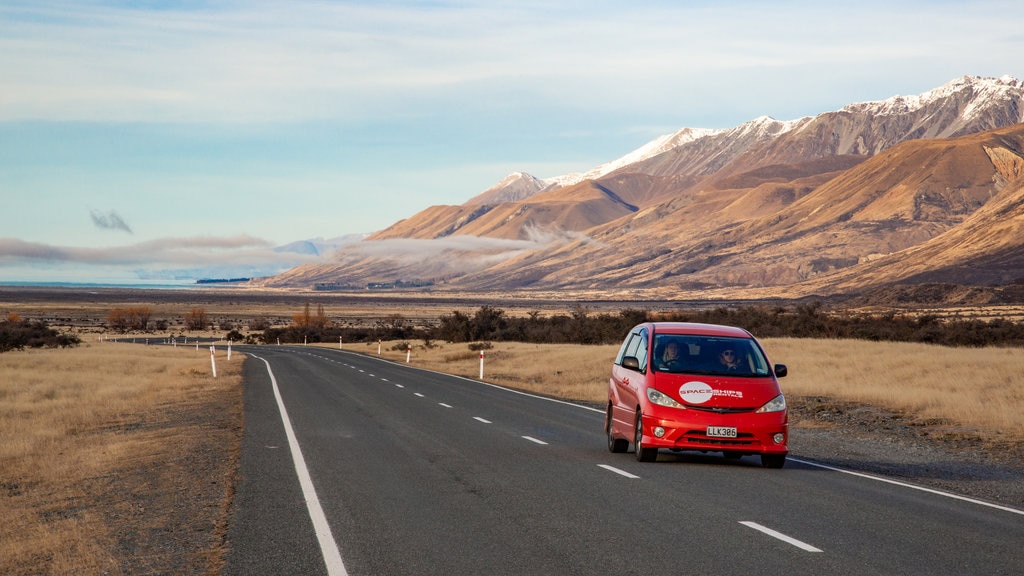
788,396,1024,510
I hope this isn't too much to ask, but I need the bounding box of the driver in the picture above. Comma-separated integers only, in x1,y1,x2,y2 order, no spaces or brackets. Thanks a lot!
657,341,683,371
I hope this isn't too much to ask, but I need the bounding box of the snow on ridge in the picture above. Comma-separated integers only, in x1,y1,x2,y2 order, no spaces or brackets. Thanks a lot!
509,76,1022,194
542,117,811,188
725,115,809,139
543,126,723,187
841,75,1023,119
492,171,535,187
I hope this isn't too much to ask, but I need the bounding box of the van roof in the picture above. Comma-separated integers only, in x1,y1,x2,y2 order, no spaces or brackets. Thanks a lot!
646,322,752,338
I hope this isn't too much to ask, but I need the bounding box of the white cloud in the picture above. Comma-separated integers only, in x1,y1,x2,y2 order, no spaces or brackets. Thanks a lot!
3,1,1021,124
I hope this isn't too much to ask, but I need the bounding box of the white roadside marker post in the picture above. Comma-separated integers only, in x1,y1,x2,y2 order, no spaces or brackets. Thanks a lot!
406,344,411,363
210,345,217,378
377,339,382,356
479,350,485,379
227,340,232,361
339,336,343,350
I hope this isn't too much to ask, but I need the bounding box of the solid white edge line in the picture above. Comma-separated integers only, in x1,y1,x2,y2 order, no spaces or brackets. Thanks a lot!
522,436,548,445
254,355,349,576
739,521,823,552
597,464,640,479
787,457,1024,516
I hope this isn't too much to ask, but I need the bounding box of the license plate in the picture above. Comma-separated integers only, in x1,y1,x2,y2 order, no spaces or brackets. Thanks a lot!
707,426,737,438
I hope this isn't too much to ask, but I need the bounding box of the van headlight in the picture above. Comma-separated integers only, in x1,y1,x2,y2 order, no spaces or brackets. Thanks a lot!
647,388,685,409
755,394,787,413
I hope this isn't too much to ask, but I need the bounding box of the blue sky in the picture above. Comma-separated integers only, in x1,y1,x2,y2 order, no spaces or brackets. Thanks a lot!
2,0,1023,283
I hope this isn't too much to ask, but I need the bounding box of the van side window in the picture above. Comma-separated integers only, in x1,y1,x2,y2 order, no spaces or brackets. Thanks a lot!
634,330,649,370
620,328,648,371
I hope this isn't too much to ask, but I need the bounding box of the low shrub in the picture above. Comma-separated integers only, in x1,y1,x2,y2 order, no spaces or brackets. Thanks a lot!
0,318,81,353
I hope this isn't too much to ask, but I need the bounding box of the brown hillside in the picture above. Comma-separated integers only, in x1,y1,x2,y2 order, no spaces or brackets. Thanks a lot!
369,204,489,240
372,180,637,242
456,123,1024,294
795,175,1024,294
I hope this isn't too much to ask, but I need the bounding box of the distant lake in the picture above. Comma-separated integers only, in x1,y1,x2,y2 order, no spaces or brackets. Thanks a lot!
0,281,203,290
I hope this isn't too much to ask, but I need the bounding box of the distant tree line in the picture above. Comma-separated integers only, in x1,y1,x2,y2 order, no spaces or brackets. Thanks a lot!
0,313,80,353
658,302,1024,347
257,302,1024,347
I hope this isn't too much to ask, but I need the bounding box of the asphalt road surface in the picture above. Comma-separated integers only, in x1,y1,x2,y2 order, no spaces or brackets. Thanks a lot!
224,346,1023,576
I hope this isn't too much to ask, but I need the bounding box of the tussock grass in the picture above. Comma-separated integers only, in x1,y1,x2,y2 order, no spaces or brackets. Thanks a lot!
345,338,1024,440
766,338,1024,438
0,343,242,576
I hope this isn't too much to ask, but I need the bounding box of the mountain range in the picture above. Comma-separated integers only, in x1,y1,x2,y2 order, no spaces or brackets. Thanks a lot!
262,75,1024,304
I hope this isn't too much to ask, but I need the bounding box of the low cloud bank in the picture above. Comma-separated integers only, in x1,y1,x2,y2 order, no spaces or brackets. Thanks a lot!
329,227,597,274
0,227,594,283
0,235,325,281
344,226,594,259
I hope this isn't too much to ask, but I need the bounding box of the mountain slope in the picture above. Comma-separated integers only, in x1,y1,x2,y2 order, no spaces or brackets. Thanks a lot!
370,180,637,241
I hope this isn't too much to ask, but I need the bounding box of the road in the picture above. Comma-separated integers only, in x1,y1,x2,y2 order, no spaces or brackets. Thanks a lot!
224,345,1024,575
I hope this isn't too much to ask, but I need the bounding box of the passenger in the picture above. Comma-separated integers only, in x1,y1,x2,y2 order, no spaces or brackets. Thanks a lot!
718,348,742,371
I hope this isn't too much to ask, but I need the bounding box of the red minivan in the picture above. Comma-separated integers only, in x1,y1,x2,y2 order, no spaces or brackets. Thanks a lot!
607,322,789,468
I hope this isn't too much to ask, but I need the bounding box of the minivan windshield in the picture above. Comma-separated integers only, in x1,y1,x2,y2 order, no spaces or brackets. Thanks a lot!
652,334,770,377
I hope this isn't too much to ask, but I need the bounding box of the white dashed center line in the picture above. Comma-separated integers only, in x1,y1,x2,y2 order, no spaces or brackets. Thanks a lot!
597,464,640,479
739,521,823,552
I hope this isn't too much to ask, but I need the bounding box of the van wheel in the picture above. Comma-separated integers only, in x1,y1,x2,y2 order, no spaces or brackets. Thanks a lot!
761,454,786,469
607,407,628,453
634,413,658,462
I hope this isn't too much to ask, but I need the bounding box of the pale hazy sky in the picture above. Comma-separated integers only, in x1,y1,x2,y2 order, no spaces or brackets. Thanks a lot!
2,0,1022,283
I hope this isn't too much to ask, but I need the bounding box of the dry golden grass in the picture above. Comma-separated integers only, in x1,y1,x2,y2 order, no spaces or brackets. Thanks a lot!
0,343,242,576
335,337,1024,440
765,338,1024,438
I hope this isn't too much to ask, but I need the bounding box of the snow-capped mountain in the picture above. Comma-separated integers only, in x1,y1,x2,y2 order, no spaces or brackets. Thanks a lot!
477,75,1024,204
464,171,548,206
265,75,1024,302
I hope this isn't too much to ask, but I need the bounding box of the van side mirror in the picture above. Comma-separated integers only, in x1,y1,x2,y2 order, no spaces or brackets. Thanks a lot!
774,364,788,378
622,356,641,371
